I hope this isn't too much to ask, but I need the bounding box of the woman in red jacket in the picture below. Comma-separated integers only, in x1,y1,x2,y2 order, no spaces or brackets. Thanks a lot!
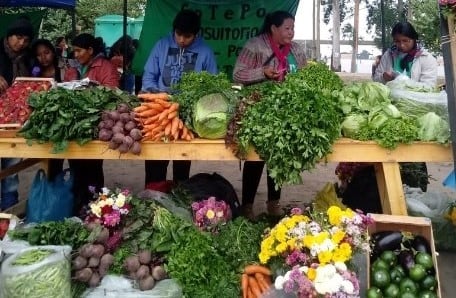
64,33,119,213
65,33,119,86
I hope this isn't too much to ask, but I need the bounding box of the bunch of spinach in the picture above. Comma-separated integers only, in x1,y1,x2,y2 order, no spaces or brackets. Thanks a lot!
8,219,90,249
237,67,343,187
20,87,138,153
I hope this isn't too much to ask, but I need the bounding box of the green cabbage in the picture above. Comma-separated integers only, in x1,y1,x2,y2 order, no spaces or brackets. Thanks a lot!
341,114,367,138
193,93,229,139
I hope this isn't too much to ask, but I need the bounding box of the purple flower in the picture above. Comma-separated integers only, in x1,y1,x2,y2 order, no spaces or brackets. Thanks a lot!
286,250,310,266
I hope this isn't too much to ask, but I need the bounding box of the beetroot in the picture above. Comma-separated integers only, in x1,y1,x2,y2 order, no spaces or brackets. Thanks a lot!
129,129,142,141
98,128,113,141
129,141,141,155
117,103,129,113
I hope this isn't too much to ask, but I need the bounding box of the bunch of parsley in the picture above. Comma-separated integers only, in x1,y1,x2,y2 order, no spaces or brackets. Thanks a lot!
237,66,343,187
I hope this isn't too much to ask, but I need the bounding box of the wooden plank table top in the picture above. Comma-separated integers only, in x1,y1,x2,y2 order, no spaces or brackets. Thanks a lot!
0,137,452,215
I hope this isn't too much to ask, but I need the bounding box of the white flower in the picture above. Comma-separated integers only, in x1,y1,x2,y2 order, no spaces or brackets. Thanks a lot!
117,193,126,201
334,262,347,271
341,279,355,294
115,196,125,208
320,238,336,251
105,198,115,206
274,275,286,290
314,264,341,294
98,200,107,208
101,187,110,195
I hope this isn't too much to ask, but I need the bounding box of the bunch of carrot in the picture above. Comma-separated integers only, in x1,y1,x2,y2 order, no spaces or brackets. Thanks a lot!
241,264,273,298
134,92,194,141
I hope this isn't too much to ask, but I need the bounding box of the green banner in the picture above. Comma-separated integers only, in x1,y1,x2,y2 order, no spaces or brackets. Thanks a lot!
132,0,300,77
0,11,45,39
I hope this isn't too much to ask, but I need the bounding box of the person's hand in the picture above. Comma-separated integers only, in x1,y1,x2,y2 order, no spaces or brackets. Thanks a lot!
382,71,395,82
0,76,8,94
263,66,280,80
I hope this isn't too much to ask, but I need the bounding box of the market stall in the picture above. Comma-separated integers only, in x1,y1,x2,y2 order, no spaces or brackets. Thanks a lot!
0,137,452,216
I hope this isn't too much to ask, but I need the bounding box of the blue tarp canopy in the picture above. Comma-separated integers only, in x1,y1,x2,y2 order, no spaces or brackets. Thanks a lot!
0,0,76,9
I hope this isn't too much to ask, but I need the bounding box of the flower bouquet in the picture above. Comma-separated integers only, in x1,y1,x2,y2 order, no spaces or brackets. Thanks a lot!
191,196,231,233
259,206,373,297
84,187,132,250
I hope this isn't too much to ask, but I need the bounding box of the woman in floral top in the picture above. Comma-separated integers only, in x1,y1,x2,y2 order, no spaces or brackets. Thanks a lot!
233,11,307,220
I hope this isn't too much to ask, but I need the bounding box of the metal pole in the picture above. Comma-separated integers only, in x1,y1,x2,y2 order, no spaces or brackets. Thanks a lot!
123,0,128,75
439,8,456,186
71,9,76,40
380,0,386,53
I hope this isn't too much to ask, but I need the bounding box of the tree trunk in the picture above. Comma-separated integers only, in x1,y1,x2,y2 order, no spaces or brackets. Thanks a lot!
312,0,317,59
351,0,360,73
398,0,405,21
331,0,341,71
316,0,321,60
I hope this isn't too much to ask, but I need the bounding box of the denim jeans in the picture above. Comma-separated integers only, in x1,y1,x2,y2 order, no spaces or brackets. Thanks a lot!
1,158,20,210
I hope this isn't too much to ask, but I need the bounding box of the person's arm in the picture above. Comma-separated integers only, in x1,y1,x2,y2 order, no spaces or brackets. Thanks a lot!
233,39,267,85
373,51,392,84
416,54,438,87
141,42,162,92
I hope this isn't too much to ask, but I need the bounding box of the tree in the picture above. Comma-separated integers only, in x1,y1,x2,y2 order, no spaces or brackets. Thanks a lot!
365,0,440,55
1,0,146,42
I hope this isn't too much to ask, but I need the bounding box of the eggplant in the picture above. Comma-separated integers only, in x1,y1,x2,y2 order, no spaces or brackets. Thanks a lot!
399,250,415,271
372,231,403,252
412,235,431,254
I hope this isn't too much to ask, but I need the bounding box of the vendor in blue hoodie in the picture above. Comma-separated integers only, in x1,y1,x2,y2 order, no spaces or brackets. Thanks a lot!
142,9,218,186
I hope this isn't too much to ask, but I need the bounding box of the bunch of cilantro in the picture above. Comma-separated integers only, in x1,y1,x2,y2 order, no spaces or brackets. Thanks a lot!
237,65,343,187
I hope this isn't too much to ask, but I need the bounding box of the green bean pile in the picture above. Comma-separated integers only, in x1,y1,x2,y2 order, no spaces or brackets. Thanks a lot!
1,249,71,298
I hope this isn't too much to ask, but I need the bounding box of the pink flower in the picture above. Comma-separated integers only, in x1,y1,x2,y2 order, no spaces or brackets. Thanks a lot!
291,207,303,215
103,210,121,227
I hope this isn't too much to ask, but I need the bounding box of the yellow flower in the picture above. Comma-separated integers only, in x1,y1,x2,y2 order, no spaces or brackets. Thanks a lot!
318,250,333,264
90,204,102,217
276,242,288,253
206,210,215,219
315,231,330,244
275,225,288,243
303,235,315,249
338,242,353,260
332,230,346,244
287,238,297,250
115,196,125,208
327,206,343,225
307,268,317,281
259,251,270,264
332,247,350,263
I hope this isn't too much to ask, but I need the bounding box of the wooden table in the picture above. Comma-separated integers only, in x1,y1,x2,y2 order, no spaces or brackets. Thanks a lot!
0,137,452,215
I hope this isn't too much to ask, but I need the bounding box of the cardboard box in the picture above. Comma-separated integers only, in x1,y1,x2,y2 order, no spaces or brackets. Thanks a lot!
368,214,441,297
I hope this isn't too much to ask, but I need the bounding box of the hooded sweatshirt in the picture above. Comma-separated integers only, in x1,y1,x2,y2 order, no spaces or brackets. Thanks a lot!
142,33,218,93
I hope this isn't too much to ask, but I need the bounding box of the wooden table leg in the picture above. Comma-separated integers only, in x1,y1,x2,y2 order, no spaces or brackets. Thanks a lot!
374,162,408,215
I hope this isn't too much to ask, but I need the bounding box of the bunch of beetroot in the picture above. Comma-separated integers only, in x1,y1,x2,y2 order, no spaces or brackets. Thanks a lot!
72,242,114,287
123,250,168,291
71,224,114,287
98,103,142,155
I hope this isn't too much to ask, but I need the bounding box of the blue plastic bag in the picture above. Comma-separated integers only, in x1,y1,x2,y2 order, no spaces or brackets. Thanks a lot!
26,169,74,223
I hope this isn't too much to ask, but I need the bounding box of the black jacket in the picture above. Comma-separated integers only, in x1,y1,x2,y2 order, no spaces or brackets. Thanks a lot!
0,37,31,85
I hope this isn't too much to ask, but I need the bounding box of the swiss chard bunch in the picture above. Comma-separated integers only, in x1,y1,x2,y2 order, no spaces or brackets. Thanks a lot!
237,69,343,187
20,87,138,153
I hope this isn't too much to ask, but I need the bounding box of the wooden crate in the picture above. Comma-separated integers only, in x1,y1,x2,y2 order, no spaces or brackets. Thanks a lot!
367,214,441,297
0,124,20,138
